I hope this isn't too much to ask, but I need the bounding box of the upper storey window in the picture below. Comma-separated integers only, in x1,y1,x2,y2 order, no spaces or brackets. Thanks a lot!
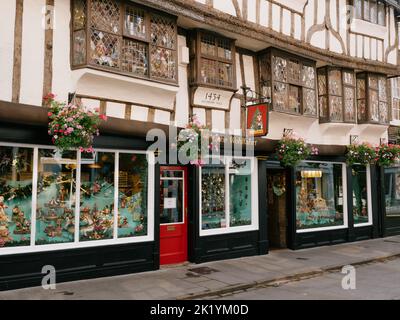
391,77,400,121
258,48,317,117
357,72,389,124
353,0,386,26
71,0,178,84
189,30,236,91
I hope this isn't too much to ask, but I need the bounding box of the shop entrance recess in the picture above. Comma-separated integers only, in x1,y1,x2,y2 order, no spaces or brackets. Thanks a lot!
159,167,188,265
267,169,288,249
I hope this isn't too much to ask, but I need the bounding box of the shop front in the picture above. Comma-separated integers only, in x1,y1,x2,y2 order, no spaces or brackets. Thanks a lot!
380,165,400,236
263,158,379,250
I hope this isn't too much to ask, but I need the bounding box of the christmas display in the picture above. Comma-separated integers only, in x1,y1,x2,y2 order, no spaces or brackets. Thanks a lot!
296,162,344,230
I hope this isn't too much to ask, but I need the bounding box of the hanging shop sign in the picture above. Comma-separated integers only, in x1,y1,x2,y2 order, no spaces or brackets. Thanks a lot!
192,87,234,110
246,103,269,137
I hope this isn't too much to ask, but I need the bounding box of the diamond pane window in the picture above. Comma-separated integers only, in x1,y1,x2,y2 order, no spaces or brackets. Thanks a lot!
72,0,178,84
369,90,379,122
330,96,343,121
90,0,120,34
218,38,232,60
353,0,386,25
344,87,356,122
288,85,301,113
303,88,317,116
288,60,301,83
391,77,400,121
273,82,288,111
302,65,315,89
328,69,342,96
201,34,216,57
273,56,287,82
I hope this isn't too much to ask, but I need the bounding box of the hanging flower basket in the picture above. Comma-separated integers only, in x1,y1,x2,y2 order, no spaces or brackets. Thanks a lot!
175,115,213,166
375,144,400,167
346,143,376,166
44,93,107,152
276,132,318,167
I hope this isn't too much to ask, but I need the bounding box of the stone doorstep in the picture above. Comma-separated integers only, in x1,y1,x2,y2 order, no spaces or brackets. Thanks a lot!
176,253,400,300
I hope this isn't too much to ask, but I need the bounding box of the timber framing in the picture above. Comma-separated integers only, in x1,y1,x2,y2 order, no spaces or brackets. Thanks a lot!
134,0,400,76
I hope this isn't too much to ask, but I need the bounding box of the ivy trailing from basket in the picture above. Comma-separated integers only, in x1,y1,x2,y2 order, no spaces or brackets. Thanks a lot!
276,133,319,167
346,143,376,166
44,93,107,152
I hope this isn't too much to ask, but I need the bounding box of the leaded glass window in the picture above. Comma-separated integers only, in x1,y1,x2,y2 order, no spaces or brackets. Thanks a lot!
71,0,178,83
317,67,355,123
190,31,236,90
391,77,400,121
353,0,386,25
262,49,316,116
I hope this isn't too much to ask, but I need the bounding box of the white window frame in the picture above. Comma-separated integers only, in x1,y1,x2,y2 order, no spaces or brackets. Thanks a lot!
199,156,259,237
160,170,185,226
0,142,155,256
296,161,349,234
353,164,374,227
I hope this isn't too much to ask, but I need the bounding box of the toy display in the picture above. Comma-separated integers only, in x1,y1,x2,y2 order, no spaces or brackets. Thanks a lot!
352,165,370,224
296,163,344,230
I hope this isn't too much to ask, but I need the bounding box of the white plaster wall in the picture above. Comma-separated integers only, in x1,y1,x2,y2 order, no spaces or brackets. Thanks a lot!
131,106,148,122
154,110,171,125
310,31,325,50
0,0,16,102
235,53,243,89
81,98,100,112
213,0,236,17
329,33,342,54
282,9,291,36
294,14,302,40
20,0,45,106
271,4,280,32
304,0,314,40
247,0,257,23
106,102,125,119
52,0,72,103
229,98,241,131
242,55,255,91
212,110,225,133
260,0,269,28
274,0,307,14
175,35,190,127
192,107,206,125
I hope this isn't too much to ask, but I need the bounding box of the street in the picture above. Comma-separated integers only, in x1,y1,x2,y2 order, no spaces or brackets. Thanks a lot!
214,258,400,300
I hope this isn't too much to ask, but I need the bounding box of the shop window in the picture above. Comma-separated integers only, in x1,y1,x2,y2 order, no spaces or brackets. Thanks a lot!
357,72,389,124
0,144,154,254
259,49,317,116
318,67,356,123
391,77,400,121
200,157,258,236
296,162,346,231
0,147,34,248
71,0,178,83
352,165,372,225
36,150,77,245
118,153,148,238
353,0,386,26
189,30,236,90
384,166,400,217
79,152,115,241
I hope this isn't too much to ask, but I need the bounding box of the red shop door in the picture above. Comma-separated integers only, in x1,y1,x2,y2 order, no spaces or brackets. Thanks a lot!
160,167,188,265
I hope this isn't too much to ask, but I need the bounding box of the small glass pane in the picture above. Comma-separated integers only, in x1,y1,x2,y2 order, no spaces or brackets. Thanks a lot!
288,59,301,83
369,90,379,121
229,159,251,227
330,96,343,121
328,69,342,96
378,3,385,26
392,98,400,121
272,56,287,82
36,150,77,245
72,30,86,66
319,96,328,118
150,46,176,80
357,99,367,122
302,65,315,89
118,153,148,238
79,152,114,242
352,165,370,224
343,71,354,86
379,102,388,123
318,69,327,95
303,88,317,116
73,0,86,30
370,0,378,24
384,167,400,217
124,5,146,39
355,0,362,19
218,62,233,87
162,171,183,178
121,39,148,76
364,0,370,21
379,77,387,102
200,34,216,57
0,147,33,248
369,75,378,89
357,76,366,99
296,162,345,230
202,166,226,230
200,58,217,85
273,82,288,111
150,14,176,49
217,38,232,60
344,87,356,122
90,30,120,68
160,179,183,224
90,0,120,34
288,85,301,114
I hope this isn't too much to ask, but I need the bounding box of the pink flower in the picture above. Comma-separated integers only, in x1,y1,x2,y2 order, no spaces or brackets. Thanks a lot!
99,114,108,121
48,112,53,117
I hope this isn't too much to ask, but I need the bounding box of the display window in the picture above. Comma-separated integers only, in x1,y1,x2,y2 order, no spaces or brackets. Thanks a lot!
384,166,400,217
0,143,154,255
199,157,258,236
0,147,34,248
352,165,373,226
296,162,348,232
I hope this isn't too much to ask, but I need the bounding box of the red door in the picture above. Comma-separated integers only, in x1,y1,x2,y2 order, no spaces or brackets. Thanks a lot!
160,167,188,265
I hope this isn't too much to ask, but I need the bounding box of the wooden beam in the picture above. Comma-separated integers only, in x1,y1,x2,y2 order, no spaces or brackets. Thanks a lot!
147,108,155,122
124,104,132,120
42,0,54,105
12,0,24,103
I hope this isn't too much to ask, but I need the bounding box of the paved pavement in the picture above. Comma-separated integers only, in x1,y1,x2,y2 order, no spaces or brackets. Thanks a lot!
2,236,400,300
